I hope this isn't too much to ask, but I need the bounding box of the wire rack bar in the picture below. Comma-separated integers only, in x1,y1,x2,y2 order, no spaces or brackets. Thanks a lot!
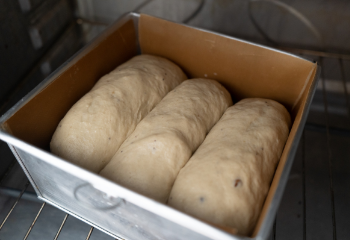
302,132,306,240
0,181,30,231
281,47,350,61
339,59,350,117
305,123,350,137
23,202,46,240
134,0,154,13
85,227,94,240
53,214,69,240
320,57,337,240
273,218,276,240
183,0,205,24
0,186,41,202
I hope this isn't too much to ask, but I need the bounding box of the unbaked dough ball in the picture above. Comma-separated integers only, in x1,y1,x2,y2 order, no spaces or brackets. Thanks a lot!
50,55,186,172
100,79,233,202
168,98,291,236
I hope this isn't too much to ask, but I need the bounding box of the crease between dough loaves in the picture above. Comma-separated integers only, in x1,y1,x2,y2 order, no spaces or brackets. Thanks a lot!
99,79,233,202
50,54,187,173
168,98,291,236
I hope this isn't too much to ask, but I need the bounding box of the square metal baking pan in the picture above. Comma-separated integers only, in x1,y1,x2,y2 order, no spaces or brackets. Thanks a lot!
0,13,320,240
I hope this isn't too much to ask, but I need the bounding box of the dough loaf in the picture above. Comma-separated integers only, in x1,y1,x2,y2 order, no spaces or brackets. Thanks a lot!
168,98,291,236
99,79,233,202
50,55,186,172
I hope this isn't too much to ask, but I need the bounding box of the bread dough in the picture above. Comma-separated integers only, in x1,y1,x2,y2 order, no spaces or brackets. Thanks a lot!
50,55,186,173
168,98,291,236
99,79,233,202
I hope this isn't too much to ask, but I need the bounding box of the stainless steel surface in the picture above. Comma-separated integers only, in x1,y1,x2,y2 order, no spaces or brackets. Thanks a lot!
0,12,319,240
10,138,226,240
0,0,76,107
18,0,46,13
248,0,324,48
28,0,72,50
75,0,350,53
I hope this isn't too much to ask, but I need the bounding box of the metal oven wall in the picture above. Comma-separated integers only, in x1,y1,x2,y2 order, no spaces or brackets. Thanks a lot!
1,1,350,240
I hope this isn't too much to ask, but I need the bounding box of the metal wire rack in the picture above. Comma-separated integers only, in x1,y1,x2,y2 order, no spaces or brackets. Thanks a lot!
0,176,110,240
0,48,349,240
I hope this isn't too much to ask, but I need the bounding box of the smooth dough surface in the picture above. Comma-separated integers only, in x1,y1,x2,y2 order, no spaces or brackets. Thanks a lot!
99,79,233,202
168,98,291,236
50,55,186,172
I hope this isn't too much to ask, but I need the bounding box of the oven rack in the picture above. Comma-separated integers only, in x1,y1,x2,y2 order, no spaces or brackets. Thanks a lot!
0,47,349,240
